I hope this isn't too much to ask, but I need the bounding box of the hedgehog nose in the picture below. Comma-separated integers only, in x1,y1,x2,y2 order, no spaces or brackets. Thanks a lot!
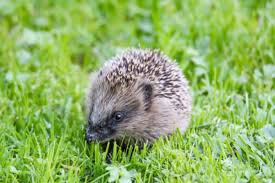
85,132,98,143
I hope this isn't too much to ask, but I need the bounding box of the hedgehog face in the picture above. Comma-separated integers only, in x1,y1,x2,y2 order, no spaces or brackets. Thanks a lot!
85,79,153,143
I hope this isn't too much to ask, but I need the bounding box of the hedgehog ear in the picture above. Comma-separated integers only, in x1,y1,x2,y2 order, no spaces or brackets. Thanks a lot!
139,83,153,111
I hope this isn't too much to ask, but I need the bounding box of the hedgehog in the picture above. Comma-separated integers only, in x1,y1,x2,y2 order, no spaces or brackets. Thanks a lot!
85,48,192,145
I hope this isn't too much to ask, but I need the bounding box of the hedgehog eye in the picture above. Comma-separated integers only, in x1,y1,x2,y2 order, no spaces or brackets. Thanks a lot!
112,111,124,122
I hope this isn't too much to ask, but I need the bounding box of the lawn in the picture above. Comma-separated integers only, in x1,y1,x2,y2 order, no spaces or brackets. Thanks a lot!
0,0,274,182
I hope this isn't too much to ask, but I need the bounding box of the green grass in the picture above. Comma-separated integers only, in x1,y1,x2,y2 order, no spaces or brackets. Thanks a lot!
0,0,274,182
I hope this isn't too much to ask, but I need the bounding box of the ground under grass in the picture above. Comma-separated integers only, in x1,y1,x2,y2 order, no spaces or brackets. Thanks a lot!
0,0,274,182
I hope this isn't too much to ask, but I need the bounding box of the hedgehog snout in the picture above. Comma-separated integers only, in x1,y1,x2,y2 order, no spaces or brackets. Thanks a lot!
85,126,99,143
85,132,98,143
86,123,116,143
